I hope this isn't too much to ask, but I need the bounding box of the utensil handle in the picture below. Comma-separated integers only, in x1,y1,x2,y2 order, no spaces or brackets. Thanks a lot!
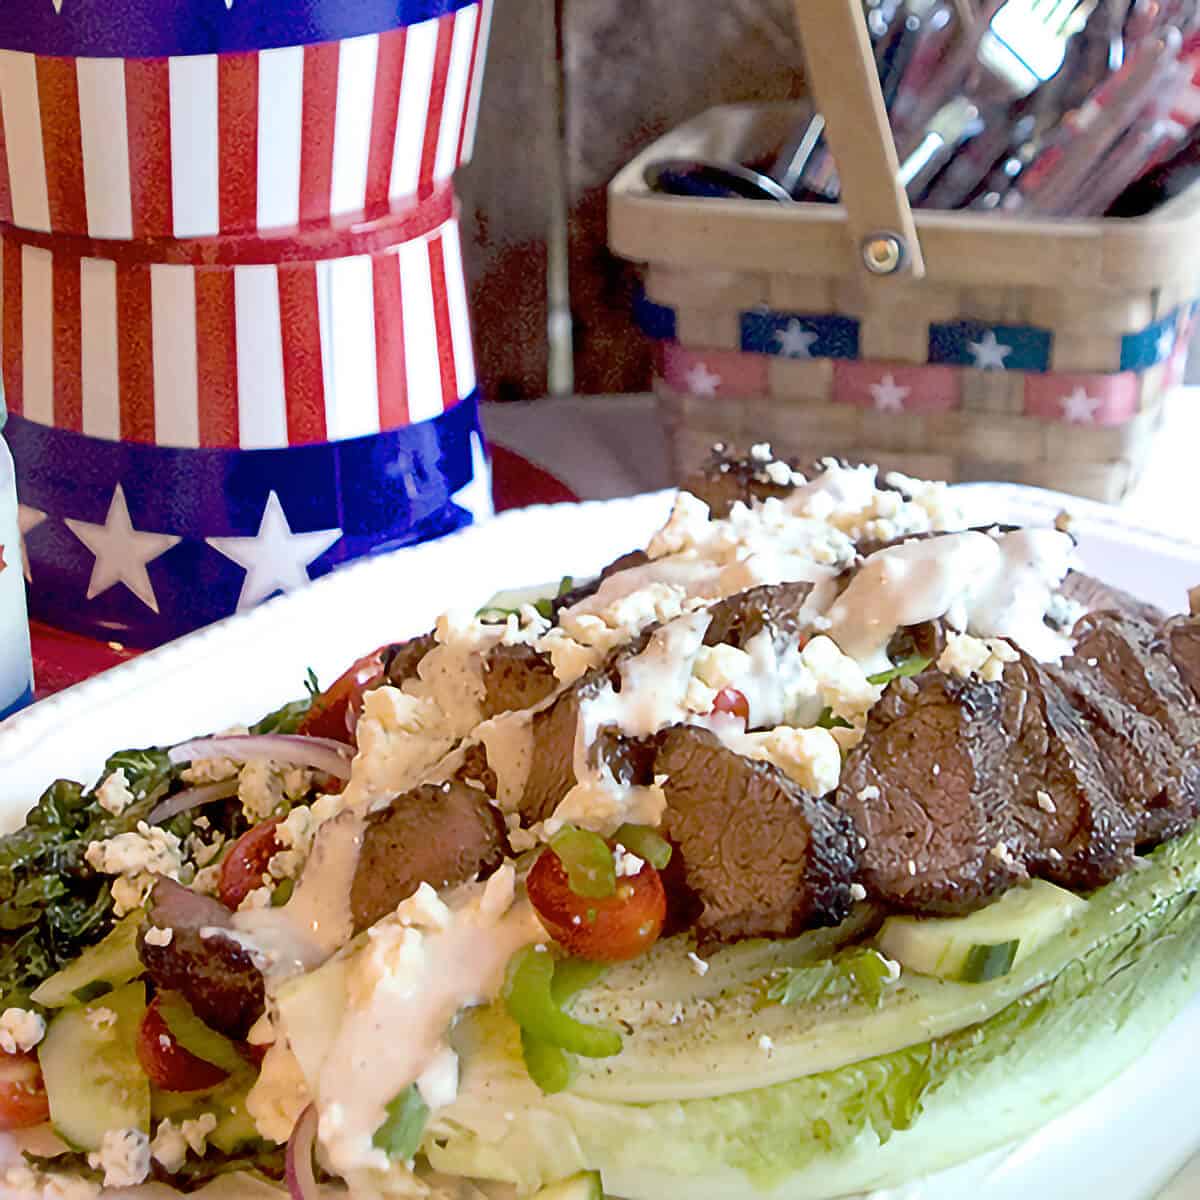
790,0,925,279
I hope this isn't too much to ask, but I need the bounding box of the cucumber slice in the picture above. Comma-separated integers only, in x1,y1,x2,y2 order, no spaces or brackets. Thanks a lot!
877,879,1088,983
31,915,144,1008
532,1171,605,1200
39,982,150,1151
478,578,572,621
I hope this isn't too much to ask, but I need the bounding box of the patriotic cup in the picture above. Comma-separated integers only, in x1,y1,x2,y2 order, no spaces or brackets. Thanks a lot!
0,0,495,646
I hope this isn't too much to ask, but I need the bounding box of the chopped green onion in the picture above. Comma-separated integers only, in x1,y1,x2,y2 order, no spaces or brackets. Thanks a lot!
612,824,672,870
503,947,622,1058
550,958,608,1008
867,655,932,687
372,1084,429,1161
815,708,853,730
520,1030,573,1094
960,940,1020,983
549,827,616,899
156,992,249,1077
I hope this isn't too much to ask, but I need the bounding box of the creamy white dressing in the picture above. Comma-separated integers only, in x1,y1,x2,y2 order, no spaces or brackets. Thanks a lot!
476,712,534,812
302,868,544,1177
828,528,1075,672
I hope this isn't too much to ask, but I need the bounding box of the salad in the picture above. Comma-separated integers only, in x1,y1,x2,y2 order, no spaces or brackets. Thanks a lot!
0,449,1198,1200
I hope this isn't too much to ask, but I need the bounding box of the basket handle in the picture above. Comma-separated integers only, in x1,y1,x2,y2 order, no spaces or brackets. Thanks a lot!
790,0,926,280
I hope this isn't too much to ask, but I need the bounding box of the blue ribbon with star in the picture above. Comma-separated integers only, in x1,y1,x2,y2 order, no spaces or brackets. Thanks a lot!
8,392,486,647
0,0,477,57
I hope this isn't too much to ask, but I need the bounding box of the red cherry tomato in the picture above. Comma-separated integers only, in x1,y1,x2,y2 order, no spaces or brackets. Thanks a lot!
218,817,282,911
297,648,387,744
711,687,750,723
0,1051,50,1130
135,998,228,1094
526,848,666,962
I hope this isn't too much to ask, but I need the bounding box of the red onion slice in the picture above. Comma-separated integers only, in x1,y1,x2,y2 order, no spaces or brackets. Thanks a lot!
168,734,353,781
285,1103,320,1200
147,778,239,825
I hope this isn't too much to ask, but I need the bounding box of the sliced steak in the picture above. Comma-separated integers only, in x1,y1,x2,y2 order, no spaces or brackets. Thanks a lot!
139,879,265,1040
552,550,651,617
702,582,813,650
456,741,498,796
1167,593,1200,702
997,654,1135,890
382,632,437,688
837,673,1023,914
350,781,508,931
680,446,803,519
1055,612,1200,845
655,725,857,943
481,644,558,719
1059,570,1165,627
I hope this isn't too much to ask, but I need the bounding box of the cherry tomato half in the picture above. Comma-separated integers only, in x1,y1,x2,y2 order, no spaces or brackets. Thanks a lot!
218,817,282,911
297,648,388,744
526,847,666,962
0,1051,50,1130
711,687,750,723
136,998,228,1094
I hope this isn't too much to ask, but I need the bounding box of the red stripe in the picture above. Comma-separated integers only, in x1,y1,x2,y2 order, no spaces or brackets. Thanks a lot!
125,59,173,238
3,243,23,417
299,42,340,226
51,254,82,431
426,233,458,408
277,263,327,444
0,97,13,224
372,251,409,429
365,27,407,219
194,269,240,447
218,52,260,234
454,0,486,167
116,265,155,443
36,57,87,232
418,15,456,196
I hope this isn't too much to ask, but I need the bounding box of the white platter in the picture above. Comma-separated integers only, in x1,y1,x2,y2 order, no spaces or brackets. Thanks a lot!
0,482,1198,1200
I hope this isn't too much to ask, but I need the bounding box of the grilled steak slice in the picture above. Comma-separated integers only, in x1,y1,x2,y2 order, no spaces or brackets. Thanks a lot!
481,644,558,719
837,673,1024,914
382,632,437,688
997,654,1135,889
703,582,813,650
655,725,857,943
520,682,589,825
350,781,508,931
456,741,499,796
680,446,803,518
1059,570,1165,627
1167,597,1200,702
552,550,651,617
1056,612,1200,845
139,879,265,1040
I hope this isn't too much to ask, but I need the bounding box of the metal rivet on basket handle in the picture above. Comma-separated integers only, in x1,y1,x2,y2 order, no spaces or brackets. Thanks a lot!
790,0,926,280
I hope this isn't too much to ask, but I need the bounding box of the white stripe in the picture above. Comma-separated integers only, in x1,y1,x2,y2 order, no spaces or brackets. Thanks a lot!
390,17,438,198
169,55,220,238
20,246,52,426
234,265,288,448
257,45,306,232
397,236,442,423
330,34,379,216
80,258,120,440
461,0,493,163
323,253,380,440
76,58,133,239
438,220,476,398
0,51,50,232
435,5,477,179
315,260,337,430
150,264,199,448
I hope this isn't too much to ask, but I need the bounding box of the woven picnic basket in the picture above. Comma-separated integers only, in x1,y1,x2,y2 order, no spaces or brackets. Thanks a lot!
608,0,1200,502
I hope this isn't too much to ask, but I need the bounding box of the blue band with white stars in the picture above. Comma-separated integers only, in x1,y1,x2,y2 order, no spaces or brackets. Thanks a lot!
8,392,486,648
0,0,477,58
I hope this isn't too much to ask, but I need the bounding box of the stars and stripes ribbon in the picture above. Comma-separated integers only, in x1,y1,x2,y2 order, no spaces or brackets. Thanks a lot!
0,0,492,239
2,208,475,449
8,391,490,645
